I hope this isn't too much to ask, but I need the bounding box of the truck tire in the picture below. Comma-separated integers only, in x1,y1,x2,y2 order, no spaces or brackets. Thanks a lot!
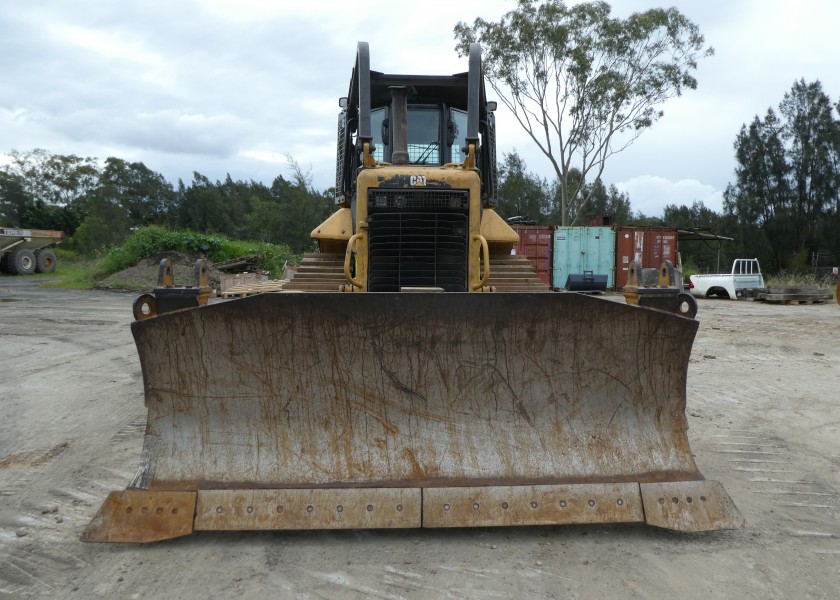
35,249,57,273
7,249,37,275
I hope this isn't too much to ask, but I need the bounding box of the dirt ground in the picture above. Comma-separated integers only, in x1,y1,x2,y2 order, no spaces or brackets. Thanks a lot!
1,276,838,599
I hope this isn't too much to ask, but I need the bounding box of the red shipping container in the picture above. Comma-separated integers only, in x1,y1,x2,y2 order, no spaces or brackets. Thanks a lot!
512,225,554,287
614,226,678,289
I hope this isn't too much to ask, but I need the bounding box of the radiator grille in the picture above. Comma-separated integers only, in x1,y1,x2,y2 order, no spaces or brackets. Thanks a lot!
367,210,468,292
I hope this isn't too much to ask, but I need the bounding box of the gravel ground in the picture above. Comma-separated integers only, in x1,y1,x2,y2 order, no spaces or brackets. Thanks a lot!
1,276,838,599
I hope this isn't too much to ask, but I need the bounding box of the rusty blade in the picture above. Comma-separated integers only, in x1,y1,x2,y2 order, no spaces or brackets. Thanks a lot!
641,481,746,531
195,488,421,530
80,490,196,543
129,292,700,489
423,483,644,527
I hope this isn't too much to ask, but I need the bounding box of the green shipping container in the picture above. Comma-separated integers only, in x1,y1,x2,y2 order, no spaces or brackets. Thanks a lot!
552,227,616,290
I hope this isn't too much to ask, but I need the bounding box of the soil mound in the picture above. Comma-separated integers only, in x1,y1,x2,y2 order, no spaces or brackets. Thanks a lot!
96,251,224,292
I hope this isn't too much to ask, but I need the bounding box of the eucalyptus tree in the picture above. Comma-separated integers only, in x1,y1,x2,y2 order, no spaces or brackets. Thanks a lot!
455,0,712,225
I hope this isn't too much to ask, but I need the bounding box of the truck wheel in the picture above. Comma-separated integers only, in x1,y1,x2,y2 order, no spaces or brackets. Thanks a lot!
35,249,57,273
7,249,37,275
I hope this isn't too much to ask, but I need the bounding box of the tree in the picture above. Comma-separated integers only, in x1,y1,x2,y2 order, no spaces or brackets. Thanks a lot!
4,149,100,206
98,158,176,227
724,80,840,270
0,171,34,226
455,0,712,225
1,167,83,233
496,151,550,222
779,80,840,253
217,175,271,238
178,173,228,234
568,179,632,225
72,190,131,254
264,158,333,253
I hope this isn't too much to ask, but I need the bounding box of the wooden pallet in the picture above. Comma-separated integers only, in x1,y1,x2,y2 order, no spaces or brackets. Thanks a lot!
220,280,286,298
761,296,830,305
214,254,264,273
757,286,833,305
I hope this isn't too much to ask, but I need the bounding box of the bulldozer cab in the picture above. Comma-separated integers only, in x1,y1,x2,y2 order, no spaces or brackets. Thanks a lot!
335,42,498,205
315,42,514,293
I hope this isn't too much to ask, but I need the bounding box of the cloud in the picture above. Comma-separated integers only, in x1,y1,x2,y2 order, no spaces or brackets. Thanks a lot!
2,0,840,201
615,175,724,217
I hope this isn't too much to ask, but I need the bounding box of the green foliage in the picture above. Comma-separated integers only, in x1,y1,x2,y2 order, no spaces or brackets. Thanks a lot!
98,157,177,227
455,0,711,225
38,253,100,289
5,148,100,207
261,160,334,253
679,256,700,280
496,151,550,222
2,149,333,258
786,248,812,275
725,79,840,270
568,179,633,225
96,226,298,280
0,171,31,225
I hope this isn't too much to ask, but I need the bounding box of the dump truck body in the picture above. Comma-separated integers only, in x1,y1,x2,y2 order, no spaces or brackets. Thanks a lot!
83,42,742,542
0,227,63,275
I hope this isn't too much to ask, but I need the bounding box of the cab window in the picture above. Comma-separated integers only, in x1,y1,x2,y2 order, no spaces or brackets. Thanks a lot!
407,107,440,165
450,108,468,160
371,107,387,162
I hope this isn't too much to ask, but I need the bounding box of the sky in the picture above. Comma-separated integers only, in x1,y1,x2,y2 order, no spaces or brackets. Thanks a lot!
2,0,839,218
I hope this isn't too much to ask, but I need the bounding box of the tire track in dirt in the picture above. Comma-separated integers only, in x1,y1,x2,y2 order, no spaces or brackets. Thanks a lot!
689,299,840,561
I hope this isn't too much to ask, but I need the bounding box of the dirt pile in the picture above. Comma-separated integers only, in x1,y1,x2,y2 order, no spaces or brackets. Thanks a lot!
95,251,224,292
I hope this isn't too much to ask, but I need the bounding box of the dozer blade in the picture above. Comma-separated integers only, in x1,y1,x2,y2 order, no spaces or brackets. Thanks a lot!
83,292,743,542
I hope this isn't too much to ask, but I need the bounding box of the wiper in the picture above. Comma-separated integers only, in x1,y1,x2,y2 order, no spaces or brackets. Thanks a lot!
415,142,439,165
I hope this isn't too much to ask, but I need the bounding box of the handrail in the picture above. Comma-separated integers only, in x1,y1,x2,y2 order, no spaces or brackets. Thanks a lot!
343,233,364,289
471,234,490,290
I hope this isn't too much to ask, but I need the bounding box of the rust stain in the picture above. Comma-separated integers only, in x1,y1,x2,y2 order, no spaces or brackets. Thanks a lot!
80,490,196,543
401,447,427,480
82,292,745,539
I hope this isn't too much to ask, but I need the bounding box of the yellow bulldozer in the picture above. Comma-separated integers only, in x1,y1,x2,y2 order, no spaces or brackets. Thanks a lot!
83,43,743,543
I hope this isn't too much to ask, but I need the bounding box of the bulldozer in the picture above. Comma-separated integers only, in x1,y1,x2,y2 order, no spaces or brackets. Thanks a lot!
82,43,743,543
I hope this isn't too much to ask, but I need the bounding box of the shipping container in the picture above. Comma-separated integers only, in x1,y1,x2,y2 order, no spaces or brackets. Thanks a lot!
552,227,616,290
614,227,678,289
511,225,554,286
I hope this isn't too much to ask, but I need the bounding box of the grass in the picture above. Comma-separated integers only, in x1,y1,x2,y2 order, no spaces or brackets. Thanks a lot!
764,272,837,289
764,271,839,301
40,258,101,289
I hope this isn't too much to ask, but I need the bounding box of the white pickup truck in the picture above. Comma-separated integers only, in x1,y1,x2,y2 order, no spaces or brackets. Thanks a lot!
689,258,766,299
